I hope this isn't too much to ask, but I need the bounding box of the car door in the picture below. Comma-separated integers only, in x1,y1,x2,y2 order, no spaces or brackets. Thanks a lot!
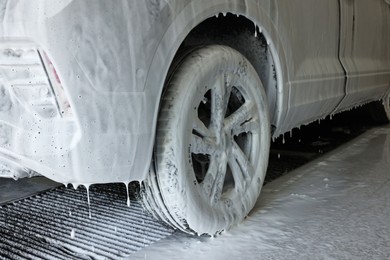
277,0,346,131
337,0,390,111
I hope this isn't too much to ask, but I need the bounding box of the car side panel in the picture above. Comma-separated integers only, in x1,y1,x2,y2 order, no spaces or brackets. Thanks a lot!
274,0,345,132
337,0,390,111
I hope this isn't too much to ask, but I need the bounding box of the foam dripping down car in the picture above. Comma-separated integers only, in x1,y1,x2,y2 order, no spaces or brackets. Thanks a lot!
0,0,389,235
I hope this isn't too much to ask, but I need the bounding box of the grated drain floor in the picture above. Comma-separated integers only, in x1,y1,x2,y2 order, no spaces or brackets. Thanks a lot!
0,184,174,259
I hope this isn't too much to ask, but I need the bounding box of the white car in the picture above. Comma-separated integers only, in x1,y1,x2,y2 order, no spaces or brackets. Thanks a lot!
0,0,389,235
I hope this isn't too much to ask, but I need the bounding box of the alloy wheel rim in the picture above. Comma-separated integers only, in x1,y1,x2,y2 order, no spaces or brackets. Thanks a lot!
188,72,261,204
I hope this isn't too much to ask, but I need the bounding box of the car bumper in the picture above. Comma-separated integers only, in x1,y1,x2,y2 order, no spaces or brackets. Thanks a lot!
0,41,79,180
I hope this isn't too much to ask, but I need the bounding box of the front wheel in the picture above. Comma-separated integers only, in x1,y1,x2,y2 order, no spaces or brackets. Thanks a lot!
142,45,270,235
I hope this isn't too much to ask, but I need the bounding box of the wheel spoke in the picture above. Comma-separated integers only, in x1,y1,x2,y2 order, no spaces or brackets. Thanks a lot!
228,154,246,193
224,101,256,132
201,155,227,203
223,74,236,115
211,74,228,136
231,119,260,136
190,134,217,155
230,140,254,191
193,117,212,138
226,73,240,90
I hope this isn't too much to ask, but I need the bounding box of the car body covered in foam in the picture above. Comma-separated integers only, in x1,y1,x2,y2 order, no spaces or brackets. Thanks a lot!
0,0,389,186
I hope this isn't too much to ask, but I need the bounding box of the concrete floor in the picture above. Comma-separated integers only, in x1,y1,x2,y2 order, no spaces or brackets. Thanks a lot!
131,125,390,260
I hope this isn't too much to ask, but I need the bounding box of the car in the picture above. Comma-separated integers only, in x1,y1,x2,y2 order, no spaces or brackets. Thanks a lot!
0,0,389,235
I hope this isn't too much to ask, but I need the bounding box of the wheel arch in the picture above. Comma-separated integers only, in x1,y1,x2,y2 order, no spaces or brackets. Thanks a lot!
138,0,289,180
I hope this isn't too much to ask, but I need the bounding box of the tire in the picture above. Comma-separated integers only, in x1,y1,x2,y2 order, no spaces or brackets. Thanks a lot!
142,45,271,235
368,93,390,124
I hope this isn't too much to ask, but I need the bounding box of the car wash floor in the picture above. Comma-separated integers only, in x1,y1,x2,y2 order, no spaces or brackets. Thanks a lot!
0,111,389,259
131,123,390,260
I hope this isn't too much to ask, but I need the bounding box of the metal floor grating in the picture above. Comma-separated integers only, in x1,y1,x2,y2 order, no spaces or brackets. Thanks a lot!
0,184,174,259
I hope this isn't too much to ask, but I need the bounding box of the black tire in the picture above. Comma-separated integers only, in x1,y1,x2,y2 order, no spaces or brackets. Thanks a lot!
368,93,390,124
142,45,270,235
